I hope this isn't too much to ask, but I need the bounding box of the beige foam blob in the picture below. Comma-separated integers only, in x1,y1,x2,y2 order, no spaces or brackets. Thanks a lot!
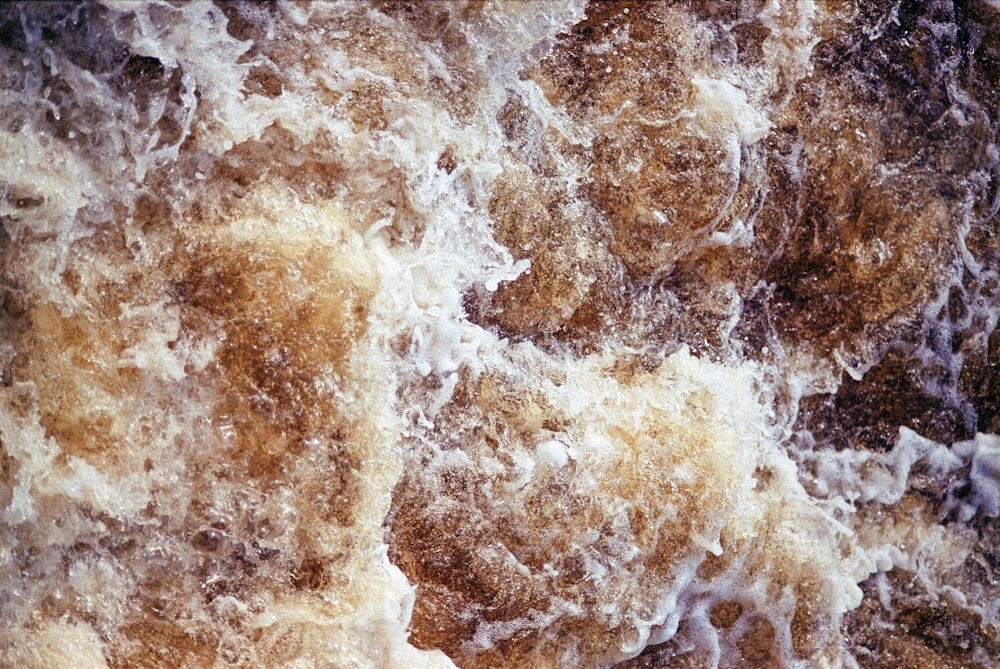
0,185,453,668
0,621,110,669
389,344,859,667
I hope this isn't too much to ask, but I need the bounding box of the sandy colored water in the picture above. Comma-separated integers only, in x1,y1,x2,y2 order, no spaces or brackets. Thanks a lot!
1,2,999,667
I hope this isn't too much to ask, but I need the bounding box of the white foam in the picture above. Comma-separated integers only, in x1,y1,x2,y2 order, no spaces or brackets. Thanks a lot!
958,432,1000,517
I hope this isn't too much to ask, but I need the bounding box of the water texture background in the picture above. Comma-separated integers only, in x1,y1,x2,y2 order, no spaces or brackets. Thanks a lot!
1,2,999,667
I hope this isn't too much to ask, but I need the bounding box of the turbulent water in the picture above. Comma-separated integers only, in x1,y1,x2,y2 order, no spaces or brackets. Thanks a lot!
1,1,999,667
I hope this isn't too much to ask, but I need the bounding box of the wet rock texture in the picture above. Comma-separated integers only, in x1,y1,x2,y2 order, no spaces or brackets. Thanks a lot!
1,1,999,668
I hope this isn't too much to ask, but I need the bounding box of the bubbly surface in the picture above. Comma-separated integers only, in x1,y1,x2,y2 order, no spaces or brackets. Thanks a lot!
1,1,999,667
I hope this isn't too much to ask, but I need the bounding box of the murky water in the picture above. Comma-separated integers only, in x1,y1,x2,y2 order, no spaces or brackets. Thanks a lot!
1,2,999,667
